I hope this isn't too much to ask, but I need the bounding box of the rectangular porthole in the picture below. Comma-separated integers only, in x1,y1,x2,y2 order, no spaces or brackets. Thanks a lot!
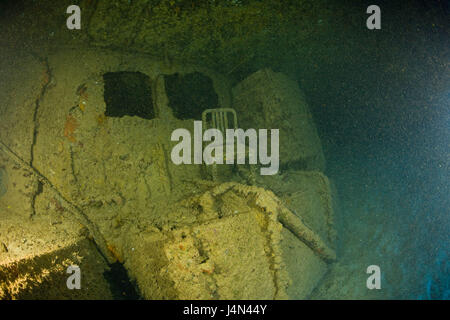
103,71,155,120
165,72,218,120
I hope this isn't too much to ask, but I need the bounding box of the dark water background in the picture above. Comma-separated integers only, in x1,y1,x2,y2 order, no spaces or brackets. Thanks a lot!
283,1,449,299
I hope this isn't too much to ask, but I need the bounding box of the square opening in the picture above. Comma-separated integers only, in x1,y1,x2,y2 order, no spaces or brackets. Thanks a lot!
103,71,155,120
165,72,218,120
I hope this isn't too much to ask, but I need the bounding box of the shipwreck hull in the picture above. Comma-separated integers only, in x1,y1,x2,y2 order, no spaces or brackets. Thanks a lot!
0,47,335,299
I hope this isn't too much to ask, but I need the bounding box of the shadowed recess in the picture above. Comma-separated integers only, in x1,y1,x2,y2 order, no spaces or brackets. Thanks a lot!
165,72,219,120
103,71,154,120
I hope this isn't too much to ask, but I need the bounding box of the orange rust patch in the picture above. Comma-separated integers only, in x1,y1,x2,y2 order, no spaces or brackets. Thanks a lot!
63,115,78,143
107,243,123,263
96,113,107,126
201,266,215,274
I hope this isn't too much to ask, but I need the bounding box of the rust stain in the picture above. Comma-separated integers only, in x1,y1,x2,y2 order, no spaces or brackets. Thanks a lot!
63,115,78,143
107,243,123,263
